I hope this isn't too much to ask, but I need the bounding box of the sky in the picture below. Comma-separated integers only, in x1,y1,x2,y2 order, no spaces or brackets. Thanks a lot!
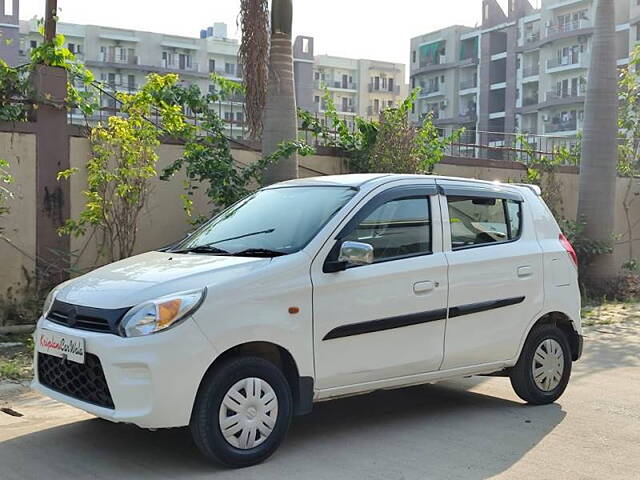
16,0,533,68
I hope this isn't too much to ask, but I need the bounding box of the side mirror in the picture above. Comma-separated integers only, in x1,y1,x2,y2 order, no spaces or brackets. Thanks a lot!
323,241,374,273
338,241,374,266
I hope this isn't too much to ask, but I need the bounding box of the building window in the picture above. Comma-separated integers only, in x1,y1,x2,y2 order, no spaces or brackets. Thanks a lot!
30,40,37,49
412,50,416,63
314,95,320,103
302,38,309,53
4,0,13,16
225,63,236,75
209,59,216,73
388,78,394,92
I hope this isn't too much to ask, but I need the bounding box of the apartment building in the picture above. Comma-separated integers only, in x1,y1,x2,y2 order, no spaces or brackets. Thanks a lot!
294,36,408,127
410,0,639,141
3,13,247,138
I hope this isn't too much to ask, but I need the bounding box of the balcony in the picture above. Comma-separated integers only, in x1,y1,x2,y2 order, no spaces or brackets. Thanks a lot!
161,59,200,72
100,52,139,65
545,88,586,102
459,78,477,91
419,110,441,122
330,81,357,91
337,105,356,113
419,56,445,69
522,64,540,77
545,119,578,133
368,84,400,94
419,85,442,98
546,54,587,72
545,19,591,39
213,68,243,80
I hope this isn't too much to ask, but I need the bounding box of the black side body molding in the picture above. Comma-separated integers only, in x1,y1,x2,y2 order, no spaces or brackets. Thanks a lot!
448,296,525,318
323,309,448,340
323,296,526,341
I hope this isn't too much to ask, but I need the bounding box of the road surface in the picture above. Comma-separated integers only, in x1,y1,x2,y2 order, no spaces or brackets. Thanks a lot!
1,322,638,479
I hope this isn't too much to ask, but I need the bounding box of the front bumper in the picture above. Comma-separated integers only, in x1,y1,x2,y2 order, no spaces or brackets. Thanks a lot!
32,317,217,429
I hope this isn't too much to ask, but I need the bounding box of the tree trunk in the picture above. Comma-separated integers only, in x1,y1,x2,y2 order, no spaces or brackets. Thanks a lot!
577,0,618,282
261,1,298,185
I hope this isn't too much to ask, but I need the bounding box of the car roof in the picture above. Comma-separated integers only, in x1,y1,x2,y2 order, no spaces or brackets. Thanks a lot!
271,174,535,194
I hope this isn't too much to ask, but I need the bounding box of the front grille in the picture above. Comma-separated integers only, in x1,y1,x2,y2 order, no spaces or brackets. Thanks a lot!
38,352,115,409
48,311,112,333
47,300,131,335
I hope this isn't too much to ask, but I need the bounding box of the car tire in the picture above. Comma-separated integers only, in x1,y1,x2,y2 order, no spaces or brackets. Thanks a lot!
510,323,572,405
190,356,293,468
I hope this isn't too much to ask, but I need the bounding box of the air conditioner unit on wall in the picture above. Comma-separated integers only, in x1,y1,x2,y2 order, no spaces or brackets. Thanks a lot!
542,114,550,122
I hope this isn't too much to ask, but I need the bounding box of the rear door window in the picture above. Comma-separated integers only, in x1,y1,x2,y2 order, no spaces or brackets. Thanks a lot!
447,196,522,250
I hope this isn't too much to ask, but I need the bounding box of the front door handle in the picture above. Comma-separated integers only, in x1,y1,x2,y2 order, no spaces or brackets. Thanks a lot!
414,281,439,294
517,266,533,278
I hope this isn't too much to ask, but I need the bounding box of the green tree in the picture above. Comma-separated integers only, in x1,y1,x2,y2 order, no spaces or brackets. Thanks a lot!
58,75,178,262
299,90,462,175
617,45,640,264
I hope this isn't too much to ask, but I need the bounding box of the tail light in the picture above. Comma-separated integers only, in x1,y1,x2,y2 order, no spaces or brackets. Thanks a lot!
559,233,578,268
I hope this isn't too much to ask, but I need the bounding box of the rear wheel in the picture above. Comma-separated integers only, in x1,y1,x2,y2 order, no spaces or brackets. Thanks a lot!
510,324,572,405
190,357,292,467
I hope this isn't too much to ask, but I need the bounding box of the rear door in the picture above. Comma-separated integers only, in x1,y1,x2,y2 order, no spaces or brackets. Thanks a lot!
311,183,449,390
439,181,543,370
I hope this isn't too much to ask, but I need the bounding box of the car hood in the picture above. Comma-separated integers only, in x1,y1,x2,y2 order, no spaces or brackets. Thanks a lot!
55,251,271,309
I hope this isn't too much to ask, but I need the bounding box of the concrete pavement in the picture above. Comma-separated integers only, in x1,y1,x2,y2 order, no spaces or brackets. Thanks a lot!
1,322,638,479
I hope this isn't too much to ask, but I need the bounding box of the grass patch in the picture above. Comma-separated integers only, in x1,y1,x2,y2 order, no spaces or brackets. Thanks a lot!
0,332,34,382
582,302,640,327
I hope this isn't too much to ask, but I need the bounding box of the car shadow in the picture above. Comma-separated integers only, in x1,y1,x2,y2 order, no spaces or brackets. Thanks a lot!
0,378,565,480
573,323,640,380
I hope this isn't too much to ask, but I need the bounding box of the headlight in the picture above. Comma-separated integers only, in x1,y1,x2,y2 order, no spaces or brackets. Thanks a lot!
41,280,74,318
120,289,206,338
42,288,59,318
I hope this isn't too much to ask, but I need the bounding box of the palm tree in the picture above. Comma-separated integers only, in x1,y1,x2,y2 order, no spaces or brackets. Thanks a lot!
577,0,618,283
239,0,298,184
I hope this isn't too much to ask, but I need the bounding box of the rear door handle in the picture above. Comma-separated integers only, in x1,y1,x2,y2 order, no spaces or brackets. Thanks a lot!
414,281,439,294
517,266,533,278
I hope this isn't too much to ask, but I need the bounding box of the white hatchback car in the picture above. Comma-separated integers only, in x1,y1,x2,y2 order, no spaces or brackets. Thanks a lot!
33,174,583,467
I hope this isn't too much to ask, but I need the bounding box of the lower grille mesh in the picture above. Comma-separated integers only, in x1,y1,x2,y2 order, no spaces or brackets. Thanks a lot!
38,352,115,409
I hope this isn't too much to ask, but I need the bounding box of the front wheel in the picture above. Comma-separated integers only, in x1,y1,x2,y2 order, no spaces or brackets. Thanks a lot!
510,324,572,405
190,356,293,468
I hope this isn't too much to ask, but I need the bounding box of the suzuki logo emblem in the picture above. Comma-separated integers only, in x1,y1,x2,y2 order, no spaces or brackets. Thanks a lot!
66,307,79,326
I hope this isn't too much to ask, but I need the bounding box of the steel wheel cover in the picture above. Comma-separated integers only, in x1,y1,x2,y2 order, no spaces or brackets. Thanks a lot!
532,338,565,392
218,377,279,450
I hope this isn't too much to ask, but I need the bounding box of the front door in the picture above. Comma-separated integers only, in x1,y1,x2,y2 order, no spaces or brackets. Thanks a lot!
311,185,449,390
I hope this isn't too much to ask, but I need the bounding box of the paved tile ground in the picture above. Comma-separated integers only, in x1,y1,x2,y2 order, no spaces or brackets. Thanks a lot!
1,322,638,480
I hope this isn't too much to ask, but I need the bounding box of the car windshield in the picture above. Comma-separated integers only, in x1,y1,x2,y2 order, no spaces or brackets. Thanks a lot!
170,186,357,255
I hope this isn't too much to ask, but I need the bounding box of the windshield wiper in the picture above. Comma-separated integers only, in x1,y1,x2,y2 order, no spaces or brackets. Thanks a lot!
231,248,287,258
170,245,230,255
207,228,276,246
